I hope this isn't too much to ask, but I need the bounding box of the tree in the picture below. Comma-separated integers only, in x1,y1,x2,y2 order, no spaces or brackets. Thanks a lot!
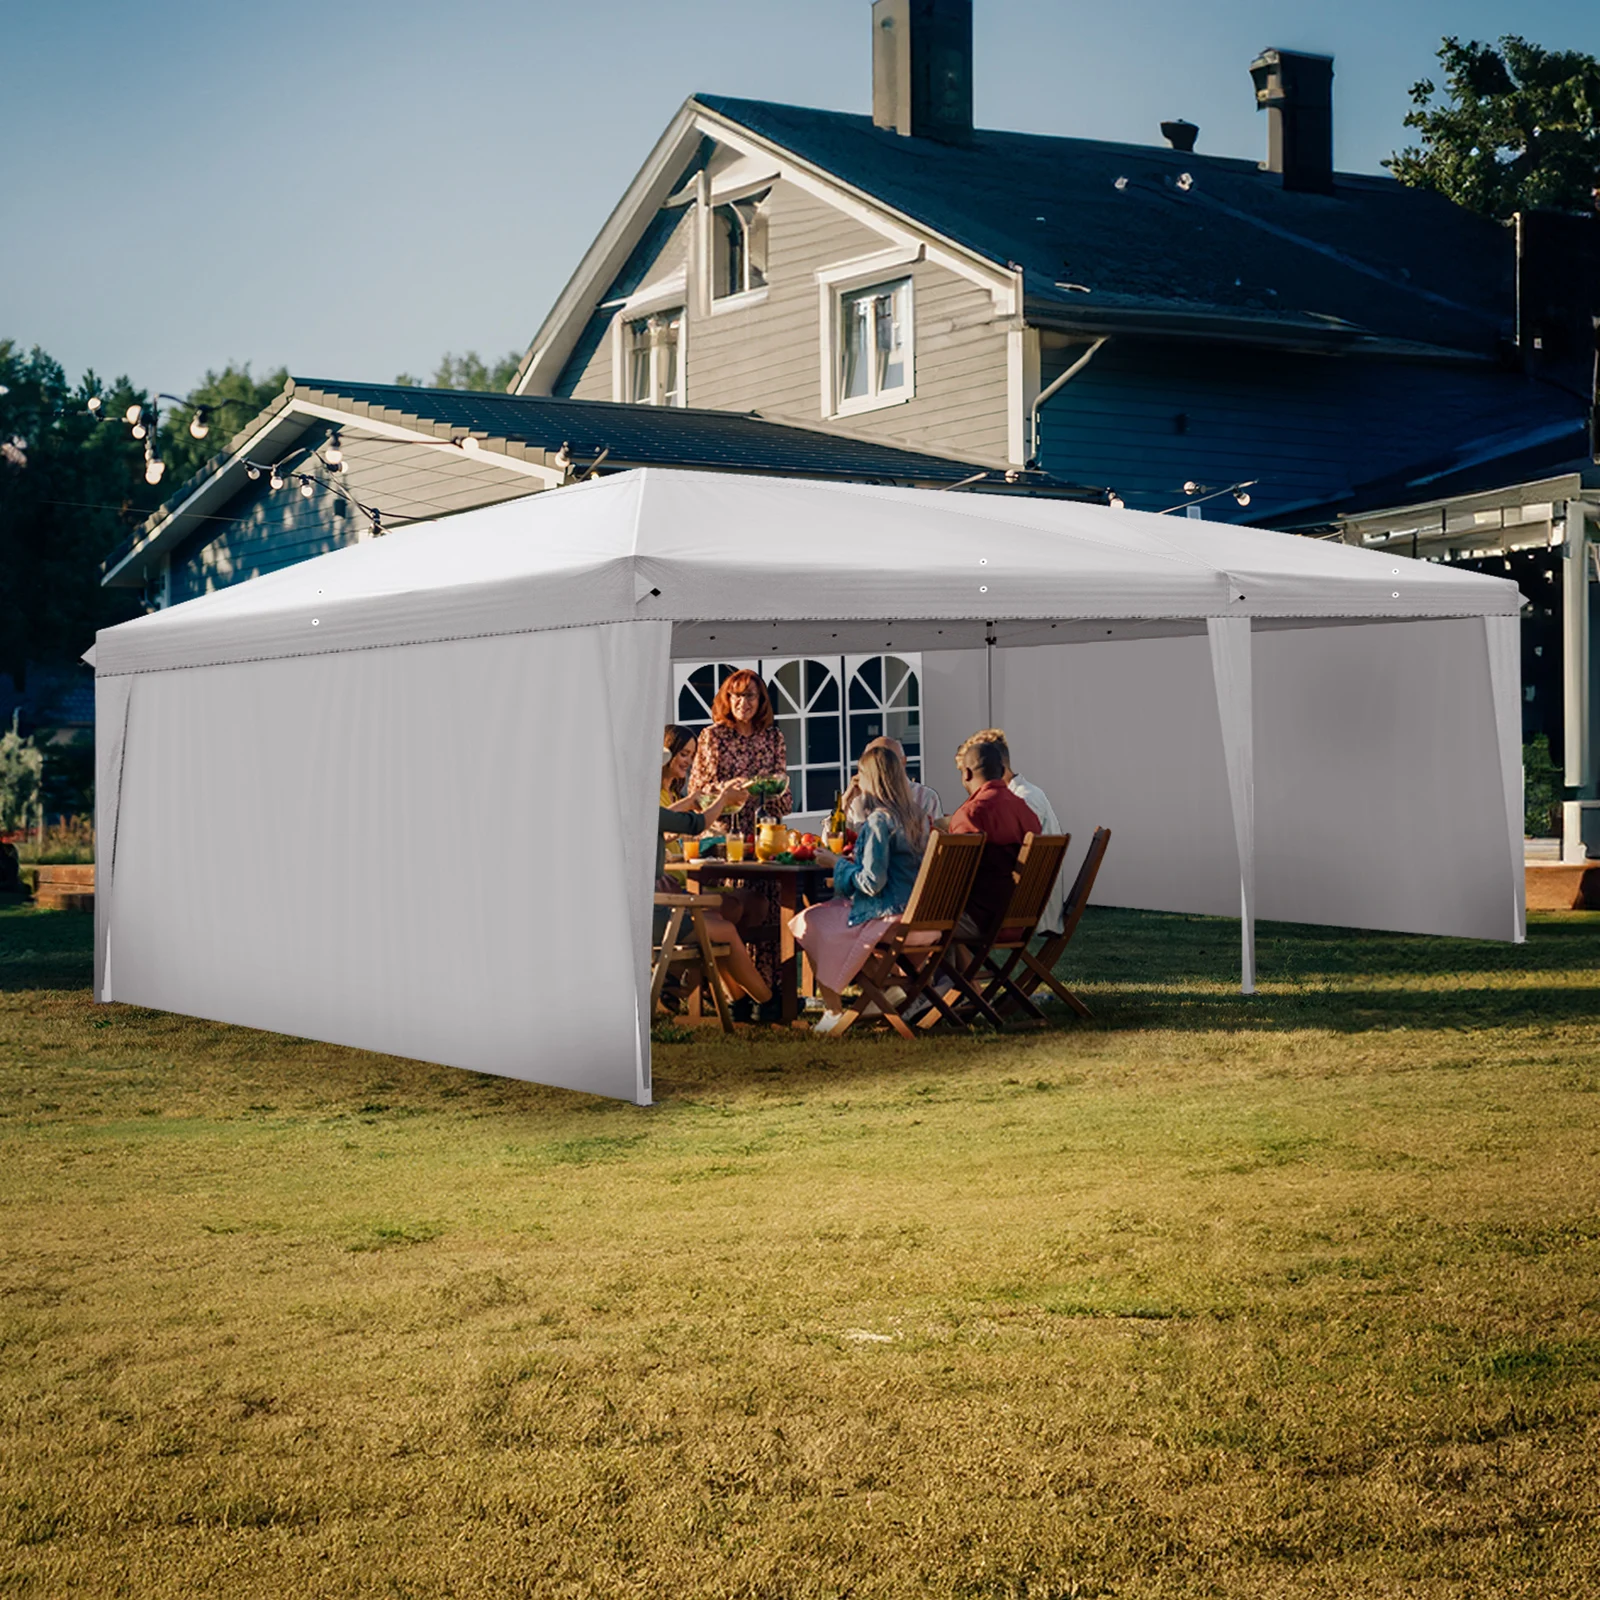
0,340,149,684
0,724,44,834
156,362,289,486
394,349,522,392
1386,36,1600,220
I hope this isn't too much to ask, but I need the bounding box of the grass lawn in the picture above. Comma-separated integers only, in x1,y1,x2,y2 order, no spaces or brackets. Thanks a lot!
2,903,1598,1598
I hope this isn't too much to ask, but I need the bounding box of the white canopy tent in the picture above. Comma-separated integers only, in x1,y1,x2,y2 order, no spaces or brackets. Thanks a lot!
89,469,1525,1105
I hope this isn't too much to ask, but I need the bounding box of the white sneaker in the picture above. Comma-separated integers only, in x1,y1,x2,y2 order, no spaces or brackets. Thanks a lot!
812,1010,847,1035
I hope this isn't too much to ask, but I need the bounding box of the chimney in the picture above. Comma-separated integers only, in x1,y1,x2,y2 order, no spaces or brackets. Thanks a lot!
872,0,973,144
1516,211,1600,379
1249,48,1334,193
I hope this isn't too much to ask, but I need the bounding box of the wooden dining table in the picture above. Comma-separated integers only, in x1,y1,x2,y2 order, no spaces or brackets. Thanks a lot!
665,856,836,1025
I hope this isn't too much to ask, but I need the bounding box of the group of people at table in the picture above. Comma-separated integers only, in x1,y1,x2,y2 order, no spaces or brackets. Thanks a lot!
656,669,1064,1032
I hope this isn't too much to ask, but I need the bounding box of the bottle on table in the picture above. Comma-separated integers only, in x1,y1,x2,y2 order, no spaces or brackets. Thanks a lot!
827,790,846,852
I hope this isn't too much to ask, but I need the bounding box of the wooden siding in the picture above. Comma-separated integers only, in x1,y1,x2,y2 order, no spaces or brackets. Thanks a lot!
832,257,1010,464
687,179,880,417
557,170,1011,464
169,425,536,602
1036,340,1514,520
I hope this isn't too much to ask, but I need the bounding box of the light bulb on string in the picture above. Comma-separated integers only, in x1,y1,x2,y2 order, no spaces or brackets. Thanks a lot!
299,478,315,499
269,469,285,490
1108,492,1125,509
86,395,102,414
145,458,165,486
131,422,147,440
189,409,209,440
1183,480,1201,495
246,465,261,481
324,432,343,468
1233,489,1251,507
124,404,143,425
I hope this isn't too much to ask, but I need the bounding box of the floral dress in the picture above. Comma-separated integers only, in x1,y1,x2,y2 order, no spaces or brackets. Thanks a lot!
687,723,791,839
687,721,790,990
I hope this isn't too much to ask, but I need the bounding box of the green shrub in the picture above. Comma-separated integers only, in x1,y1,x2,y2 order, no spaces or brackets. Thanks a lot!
1525,734,1563,838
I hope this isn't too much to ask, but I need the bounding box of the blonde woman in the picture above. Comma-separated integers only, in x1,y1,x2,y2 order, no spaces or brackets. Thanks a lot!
791,744,931,1030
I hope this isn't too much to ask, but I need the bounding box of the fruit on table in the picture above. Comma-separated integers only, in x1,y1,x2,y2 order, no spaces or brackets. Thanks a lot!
799,832,820,848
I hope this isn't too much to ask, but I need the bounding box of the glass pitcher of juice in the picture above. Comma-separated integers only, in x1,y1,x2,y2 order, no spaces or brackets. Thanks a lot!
755,819,788,861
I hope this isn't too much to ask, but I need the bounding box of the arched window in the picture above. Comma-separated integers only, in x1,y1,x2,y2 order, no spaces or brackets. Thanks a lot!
765,657,842,813
672,661,756,730
846,654,922,782
669,653,923,815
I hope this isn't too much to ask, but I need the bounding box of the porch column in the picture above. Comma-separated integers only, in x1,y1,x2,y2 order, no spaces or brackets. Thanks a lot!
1207,616,1256,993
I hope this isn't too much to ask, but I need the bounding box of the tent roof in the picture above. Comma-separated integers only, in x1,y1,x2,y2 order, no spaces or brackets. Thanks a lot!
92,469,1522,676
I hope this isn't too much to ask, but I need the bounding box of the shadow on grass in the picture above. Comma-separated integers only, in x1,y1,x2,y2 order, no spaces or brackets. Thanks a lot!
6,904,1597,1044
0,907,94,994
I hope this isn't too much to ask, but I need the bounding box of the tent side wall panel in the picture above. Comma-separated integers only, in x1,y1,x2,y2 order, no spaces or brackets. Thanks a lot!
1252,618,1517,940
919,646,988,817
104,625,658,1102
989,635,1245,917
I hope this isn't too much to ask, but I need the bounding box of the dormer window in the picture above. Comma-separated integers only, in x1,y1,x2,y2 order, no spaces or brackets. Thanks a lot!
711,190,769,303
626,310,683,406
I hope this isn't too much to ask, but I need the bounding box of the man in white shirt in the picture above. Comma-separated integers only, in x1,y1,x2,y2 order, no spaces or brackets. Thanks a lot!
964,727,1066,934
841,737,941,830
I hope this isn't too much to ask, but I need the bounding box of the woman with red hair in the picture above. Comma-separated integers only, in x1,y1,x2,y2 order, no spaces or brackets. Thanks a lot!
686,670,791,1017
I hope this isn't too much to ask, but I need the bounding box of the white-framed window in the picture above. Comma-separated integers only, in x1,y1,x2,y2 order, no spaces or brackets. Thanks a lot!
766,657,843,813
815,250,920,419
710,188,769,305
845,654,922,782
669,654,923,812
624,308,684,407
838,279,911,410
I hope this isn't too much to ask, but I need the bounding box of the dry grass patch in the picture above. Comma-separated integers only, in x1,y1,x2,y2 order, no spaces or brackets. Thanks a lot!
2,905,1599,1597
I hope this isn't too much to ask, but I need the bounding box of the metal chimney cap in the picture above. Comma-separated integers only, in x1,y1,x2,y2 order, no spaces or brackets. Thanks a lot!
1160,119,1199,152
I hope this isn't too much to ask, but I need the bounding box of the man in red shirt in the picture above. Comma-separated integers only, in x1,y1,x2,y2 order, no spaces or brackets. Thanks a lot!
947,738,1041,941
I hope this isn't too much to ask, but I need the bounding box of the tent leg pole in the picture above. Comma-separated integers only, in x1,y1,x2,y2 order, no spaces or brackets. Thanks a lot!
985,627,995,725
1240,880,1255,996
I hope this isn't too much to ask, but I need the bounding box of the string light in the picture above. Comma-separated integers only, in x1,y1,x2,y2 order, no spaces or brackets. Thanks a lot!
86,395,102,414
1108,491,1125,509
243,448,388,539
1163,478,1258,515
188,407,210,440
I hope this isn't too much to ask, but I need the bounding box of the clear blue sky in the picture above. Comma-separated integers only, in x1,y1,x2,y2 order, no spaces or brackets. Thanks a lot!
3,0,1594,397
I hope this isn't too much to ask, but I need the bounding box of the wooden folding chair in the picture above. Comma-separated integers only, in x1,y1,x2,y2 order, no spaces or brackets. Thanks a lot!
920,833,1071,1029
651,892,735,1034
1005,827,1111,1019
831,831,985,1040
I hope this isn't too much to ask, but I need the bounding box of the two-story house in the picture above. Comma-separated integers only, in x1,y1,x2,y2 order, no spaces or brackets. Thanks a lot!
105,0,1596,818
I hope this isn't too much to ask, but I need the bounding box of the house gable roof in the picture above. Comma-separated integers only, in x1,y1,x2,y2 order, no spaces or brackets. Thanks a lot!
691,95,1513,358
104,379,1089,588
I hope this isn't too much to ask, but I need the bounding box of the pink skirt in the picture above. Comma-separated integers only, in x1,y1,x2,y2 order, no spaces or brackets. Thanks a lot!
791,902,938,996
790,899,896,994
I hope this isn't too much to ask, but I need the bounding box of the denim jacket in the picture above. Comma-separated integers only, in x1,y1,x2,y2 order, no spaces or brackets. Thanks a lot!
832,807,924,927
